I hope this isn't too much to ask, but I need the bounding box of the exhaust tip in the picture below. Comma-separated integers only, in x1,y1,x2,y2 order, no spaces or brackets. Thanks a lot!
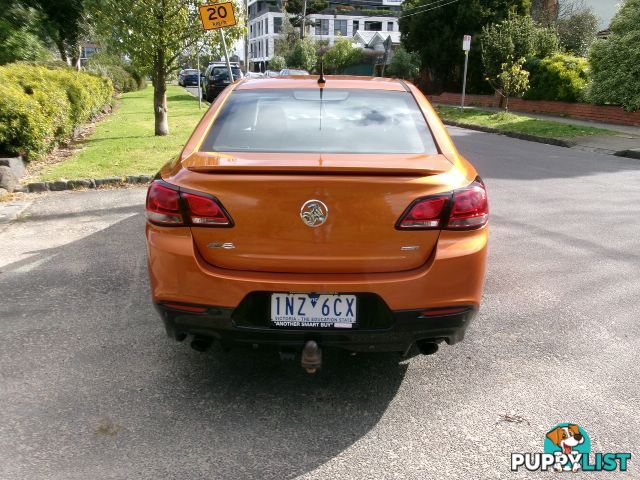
416,340,439,356
190,336,213,352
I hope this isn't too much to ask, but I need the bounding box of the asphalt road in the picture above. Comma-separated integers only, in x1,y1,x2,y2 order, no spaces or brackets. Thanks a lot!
1,127,639,479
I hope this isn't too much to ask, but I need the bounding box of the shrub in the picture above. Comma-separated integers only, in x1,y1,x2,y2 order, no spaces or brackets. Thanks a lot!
386,47,420,80
286,38,317,72
269,55,286,71
587,0,640,111
0,63,114,159
524,53,589,102
323,38,362,73
85,52,145,93
0,82,53,158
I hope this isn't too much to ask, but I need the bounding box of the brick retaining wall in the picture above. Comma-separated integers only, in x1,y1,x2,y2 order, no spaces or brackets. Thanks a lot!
428,92,640,127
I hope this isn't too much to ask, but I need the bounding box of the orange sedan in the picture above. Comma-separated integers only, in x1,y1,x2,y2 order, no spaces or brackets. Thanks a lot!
145,76,488,369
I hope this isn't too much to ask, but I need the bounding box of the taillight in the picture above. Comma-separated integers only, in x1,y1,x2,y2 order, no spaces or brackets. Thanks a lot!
182,192,232,226
146,182,183,225
396,195,449,229
447,180,488,229
145,180,233,227
396,178,488,231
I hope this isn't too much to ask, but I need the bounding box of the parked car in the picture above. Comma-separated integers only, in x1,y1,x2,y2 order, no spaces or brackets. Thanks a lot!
201,62,243,102
279,68,309,76
245,71,264,79
264,70,280,78
178,69,198,86
145,76,488,372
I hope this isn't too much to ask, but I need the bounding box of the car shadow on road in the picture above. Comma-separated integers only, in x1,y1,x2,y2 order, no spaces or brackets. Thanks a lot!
0,212,408,479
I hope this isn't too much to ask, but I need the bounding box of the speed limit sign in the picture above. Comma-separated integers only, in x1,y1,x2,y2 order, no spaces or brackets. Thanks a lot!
199,1,237,30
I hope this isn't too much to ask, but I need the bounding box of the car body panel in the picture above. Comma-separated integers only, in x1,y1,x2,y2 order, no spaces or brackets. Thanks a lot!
146,76,488,352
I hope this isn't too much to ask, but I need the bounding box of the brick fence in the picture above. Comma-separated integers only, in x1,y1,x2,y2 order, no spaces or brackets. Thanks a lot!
428,92,640,127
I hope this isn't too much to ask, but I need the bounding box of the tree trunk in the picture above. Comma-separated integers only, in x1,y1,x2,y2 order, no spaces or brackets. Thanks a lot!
153,51,169,136
56,39,69,65
71,44,82,71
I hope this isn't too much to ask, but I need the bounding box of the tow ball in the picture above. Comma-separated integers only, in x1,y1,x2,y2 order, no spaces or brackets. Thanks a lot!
301,340,322,373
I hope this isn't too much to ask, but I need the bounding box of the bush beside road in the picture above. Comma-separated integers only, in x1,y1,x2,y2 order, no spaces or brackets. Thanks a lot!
35,85,204,182
0,63,114,161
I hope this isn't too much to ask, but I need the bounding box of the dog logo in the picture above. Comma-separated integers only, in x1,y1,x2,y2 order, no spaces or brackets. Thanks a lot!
545,424,588,472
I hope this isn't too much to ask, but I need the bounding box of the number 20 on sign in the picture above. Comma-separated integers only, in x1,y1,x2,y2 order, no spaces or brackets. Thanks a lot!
198,1,237,30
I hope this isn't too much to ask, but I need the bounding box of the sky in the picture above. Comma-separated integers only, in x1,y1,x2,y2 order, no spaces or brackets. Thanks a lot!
582,0,620,28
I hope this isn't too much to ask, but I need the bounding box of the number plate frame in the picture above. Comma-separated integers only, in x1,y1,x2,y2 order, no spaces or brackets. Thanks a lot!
270,293,357,329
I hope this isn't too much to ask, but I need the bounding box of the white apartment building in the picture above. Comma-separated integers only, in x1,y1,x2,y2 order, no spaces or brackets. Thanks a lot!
247,0,402,71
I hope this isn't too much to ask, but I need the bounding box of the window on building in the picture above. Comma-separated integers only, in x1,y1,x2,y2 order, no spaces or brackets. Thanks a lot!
265,40,269,57
352,20,359,34
315,18,329,35
334,19,347,36
387,22,394,31
274,17,282,33
265,18,268,34
364,21,382,31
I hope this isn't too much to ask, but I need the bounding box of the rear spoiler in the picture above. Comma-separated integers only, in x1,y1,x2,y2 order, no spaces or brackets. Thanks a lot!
182,152,453,176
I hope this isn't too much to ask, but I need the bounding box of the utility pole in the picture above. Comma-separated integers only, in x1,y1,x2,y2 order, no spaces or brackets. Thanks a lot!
244,0,250,72
301,0,307,38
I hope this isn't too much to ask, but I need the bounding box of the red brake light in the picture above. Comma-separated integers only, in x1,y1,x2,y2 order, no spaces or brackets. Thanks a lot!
396,178,488,231
397,196,448,229
182,192,232,226
146,182,183,225
447,180,488,229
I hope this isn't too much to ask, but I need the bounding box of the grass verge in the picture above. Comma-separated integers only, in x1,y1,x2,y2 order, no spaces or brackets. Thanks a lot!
435,105,614,139
37,85,204,181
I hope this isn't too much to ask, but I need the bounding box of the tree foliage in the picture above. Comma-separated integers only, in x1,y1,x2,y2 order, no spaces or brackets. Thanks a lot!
481,13,558,83
399,0,531,93
385,47,420,80
556,0,598,56
284,0,327,33
0,2,49,64
26,0,87,68
322,38,361,73
496,57,530,109
269,55,286,70
91,0,244,135
588,0,640,111
286,37,317,71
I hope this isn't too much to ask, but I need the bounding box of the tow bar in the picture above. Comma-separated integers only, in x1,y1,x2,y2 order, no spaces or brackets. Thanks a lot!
301,340,322,373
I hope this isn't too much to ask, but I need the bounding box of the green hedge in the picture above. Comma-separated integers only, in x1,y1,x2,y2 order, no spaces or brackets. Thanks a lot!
524,54,589,102
0,63,113,160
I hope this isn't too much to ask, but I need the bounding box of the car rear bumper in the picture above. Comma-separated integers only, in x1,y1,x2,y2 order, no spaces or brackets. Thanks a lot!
155,301,477,352
146,224,488,352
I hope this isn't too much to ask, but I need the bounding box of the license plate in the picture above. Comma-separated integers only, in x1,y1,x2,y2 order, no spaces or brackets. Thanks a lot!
270,293,356,329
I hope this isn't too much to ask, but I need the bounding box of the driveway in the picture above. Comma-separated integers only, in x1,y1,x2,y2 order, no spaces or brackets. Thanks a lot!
1,128,638,479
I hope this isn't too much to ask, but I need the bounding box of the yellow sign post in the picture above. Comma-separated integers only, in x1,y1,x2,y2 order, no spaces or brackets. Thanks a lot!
198,1,237,30
198,1,238,97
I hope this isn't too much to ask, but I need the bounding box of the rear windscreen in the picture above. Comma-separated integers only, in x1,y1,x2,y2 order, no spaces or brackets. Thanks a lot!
199,89,438,154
